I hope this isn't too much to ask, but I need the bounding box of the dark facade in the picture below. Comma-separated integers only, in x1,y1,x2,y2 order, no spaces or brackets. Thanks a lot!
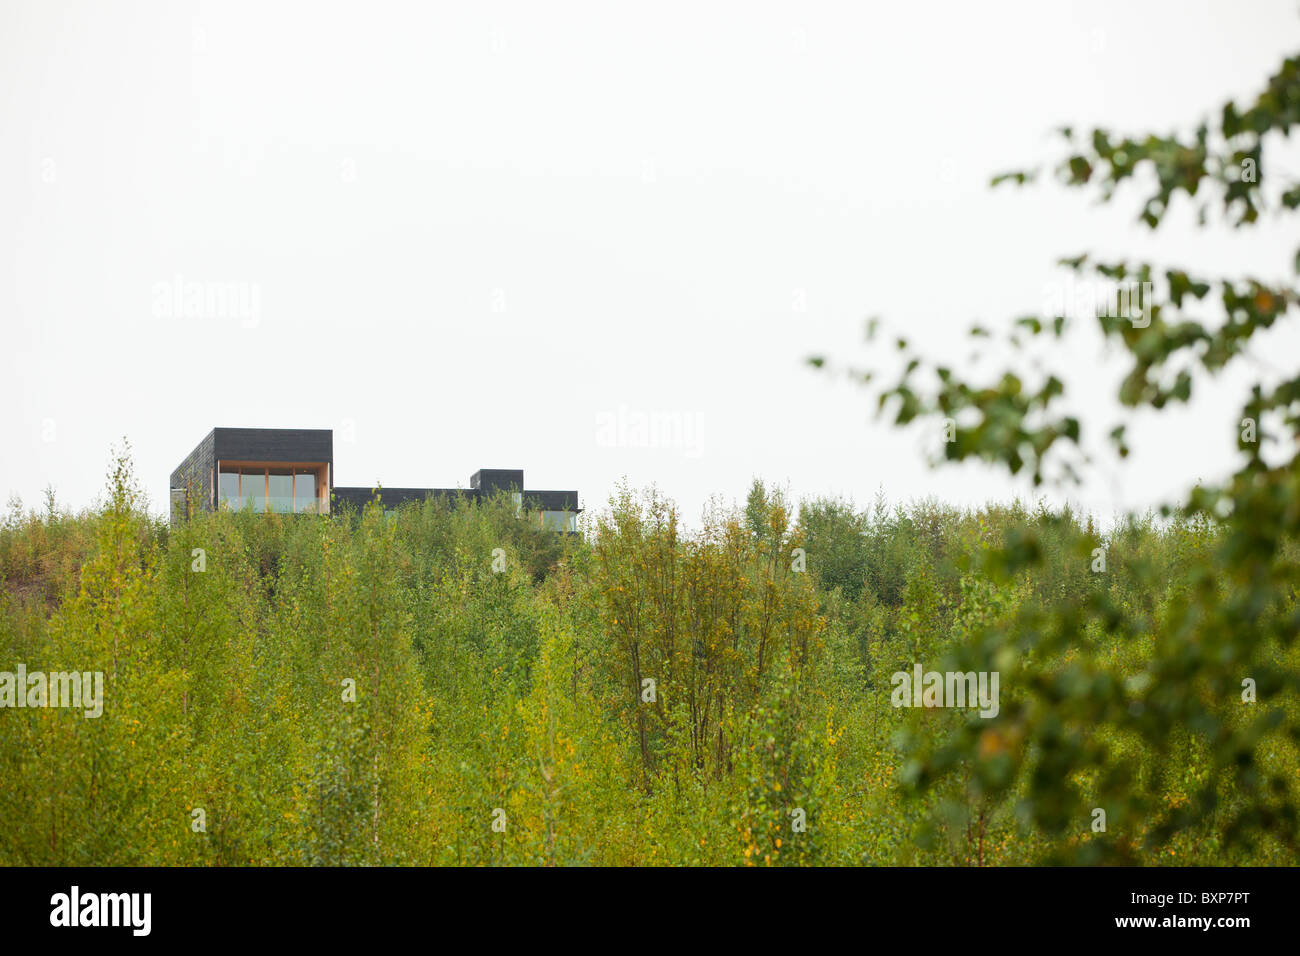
170,428,333,520
170,427,579,529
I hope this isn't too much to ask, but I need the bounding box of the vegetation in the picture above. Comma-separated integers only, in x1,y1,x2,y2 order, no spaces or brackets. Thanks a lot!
0,454,1294,865
809,46,1300,860
3,38,1297,872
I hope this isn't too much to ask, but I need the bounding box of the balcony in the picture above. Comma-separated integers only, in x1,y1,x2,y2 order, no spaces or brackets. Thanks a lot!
217,461,330,514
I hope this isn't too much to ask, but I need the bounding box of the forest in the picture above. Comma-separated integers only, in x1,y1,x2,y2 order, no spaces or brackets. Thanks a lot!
1,448,1294,866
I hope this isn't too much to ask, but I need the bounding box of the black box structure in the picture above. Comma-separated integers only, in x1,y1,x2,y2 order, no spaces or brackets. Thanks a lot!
170,427,579,529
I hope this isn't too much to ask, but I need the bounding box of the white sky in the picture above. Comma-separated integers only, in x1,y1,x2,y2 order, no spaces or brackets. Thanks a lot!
2,0,1298,526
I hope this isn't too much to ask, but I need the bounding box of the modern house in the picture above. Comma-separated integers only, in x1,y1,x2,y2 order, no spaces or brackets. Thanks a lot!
169,427,580,530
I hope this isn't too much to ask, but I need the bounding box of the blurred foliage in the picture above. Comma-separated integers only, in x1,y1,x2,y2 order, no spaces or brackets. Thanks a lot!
810,48,1300,861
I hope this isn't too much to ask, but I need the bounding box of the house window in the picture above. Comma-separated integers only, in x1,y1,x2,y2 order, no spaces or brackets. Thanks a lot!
243,468,266,511
218,466,263,510
218,463,327,514
540,510,576,533
295,469,319,513
268,468,293,512
218,469,240,509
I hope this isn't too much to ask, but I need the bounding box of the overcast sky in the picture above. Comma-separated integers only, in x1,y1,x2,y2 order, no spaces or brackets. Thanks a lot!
3,0,1298,526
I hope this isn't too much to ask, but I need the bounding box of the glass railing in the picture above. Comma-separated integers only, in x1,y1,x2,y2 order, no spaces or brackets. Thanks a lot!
541,511,577,532
217,466,326,514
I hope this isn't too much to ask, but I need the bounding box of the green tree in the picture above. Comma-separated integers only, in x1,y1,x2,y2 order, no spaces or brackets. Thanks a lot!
812,51,1300,861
